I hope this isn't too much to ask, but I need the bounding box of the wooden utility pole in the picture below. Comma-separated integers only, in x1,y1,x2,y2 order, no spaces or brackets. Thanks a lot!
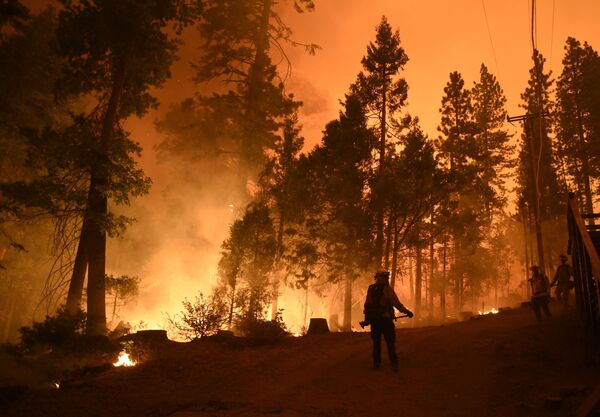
520,205,532,299
508,113,547,274
510,0,549,275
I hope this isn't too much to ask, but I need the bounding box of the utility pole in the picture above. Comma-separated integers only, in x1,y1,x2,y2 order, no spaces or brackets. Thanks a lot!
508,112,547,274
508,0,549,275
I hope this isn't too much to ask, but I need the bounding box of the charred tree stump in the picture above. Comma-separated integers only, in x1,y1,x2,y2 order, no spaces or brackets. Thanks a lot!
306,318,329,335
125,330,169,344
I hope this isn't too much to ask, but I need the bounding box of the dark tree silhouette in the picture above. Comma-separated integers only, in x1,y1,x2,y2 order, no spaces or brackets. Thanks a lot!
555,38,600,215
517,50,565,272
352,16,409,265
57,0,188,335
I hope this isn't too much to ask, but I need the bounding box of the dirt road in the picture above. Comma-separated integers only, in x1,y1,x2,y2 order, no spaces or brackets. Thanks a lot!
2,306,599,417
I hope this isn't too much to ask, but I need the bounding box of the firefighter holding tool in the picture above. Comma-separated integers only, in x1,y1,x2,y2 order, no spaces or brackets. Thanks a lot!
362,270,413,371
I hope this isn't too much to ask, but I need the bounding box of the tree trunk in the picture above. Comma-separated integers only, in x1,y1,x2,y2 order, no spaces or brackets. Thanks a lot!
86,59,128,336
428,227,435,320
521,208,531,299
494,276,498,306
390,218,399,290
271,213,285,320
302,284,309,331
86,179,108,336
342,275,352,331
2,295,16,343
527,208,536,281
384,210,393,269
228,281,236,328
239,0,272,190
415,231,422,317
2,277,16,342
375,82,388,265
525,119,546,274
580,145,594,219
66,218,89,314
454,241,462,314
408,254,414,305
246,0,271,113
111,291,118,323
270,279,280,321
576,108,595,223
441,239,447,321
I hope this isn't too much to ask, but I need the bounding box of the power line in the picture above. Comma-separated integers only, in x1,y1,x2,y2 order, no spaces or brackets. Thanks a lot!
549,0,556,71
531,0,537,51
480,0,502,83
530,0,543,201
527,0,532,50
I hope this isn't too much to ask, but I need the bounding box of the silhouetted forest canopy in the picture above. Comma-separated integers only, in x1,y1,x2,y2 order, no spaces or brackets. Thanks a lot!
1,0,600,344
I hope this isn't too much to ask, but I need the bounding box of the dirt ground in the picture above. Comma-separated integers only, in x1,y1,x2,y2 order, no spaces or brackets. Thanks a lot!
1,305,599,417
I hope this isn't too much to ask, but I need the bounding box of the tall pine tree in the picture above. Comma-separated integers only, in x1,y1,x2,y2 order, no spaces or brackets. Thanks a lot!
257,113,305,319
351,16,409,266
555,37,600,214
517,50,564,272
57,0,188,334
436,71,481,313
471,64,513,220
174,0,317,200
304,95,374,330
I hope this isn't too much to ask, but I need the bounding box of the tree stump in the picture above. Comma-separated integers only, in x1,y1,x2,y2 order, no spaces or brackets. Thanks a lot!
120,329,169,346
133,330,169,343
306,318,329,335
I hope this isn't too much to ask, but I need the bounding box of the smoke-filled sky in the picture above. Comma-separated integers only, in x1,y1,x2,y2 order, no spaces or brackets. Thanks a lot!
280,0,600,145
27,0,600,146
25,0,600,170
22,0,600,330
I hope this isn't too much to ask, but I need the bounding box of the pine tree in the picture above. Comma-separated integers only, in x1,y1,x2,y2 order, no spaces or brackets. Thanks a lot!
303,94,374,330
436,71,482,313
218,202,277,325
258,113,305,318
351,16,409,265
471,64,513,220
181,0,316,199
0,7,67,204
469,64,514,309
57,0,188,335
437,71,478,172
555,38,600,214
387,119,447,315
517,50,564,271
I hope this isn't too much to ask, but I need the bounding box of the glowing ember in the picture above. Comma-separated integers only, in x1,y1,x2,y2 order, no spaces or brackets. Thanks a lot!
53,382,60,389
478,308,499,316
113,352,136,367
292,332,303,337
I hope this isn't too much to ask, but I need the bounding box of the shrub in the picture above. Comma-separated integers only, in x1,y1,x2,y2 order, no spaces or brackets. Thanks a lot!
168,289,228,341
237,310,288,345
19,308,86,353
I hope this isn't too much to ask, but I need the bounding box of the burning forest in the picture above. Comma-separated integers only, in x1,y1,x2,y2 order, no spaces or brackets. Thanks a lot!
1,0,600,416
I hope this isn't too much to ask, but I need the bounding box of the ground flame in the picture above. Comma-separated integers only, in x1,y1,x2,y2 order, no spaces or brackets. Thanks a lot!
113,352,136,367
478,308,499,316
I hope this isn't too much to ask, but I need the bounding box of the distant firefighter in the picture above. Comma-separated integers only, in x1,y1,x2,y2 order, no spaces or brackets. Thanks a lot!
528,265,552,322
550,254,574,309
362,270,413,371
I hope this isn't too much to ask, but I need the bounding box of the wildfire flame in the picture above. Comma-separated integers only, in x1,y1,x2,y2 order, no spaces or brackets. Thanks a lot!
478,308,499,316
113,351,136,367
